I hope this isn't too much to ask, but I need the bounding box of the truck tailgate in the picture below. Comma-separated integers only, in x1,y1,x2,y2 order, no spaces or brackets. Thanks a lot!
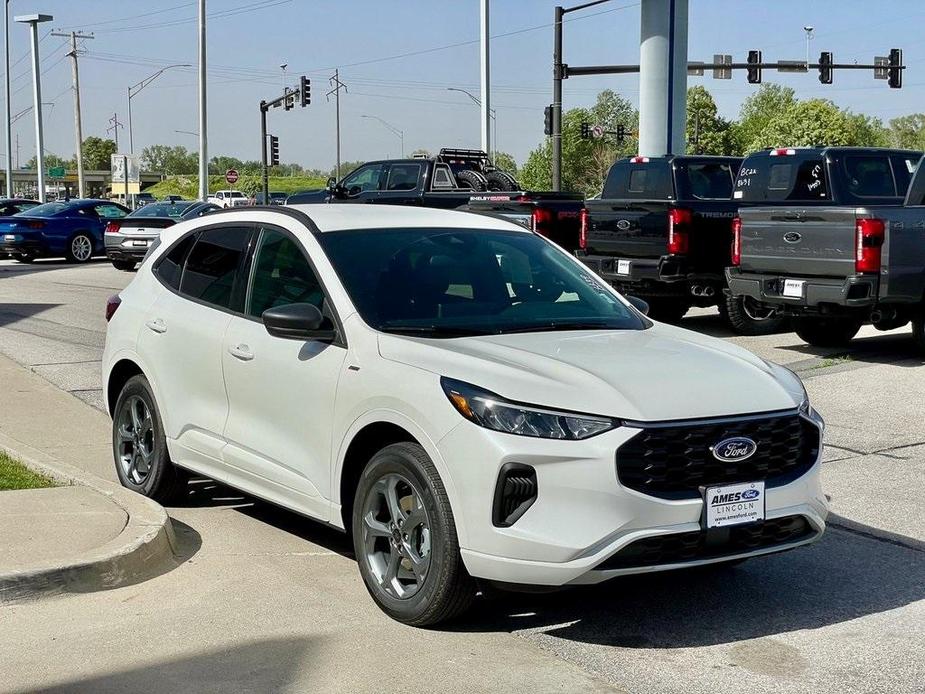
583,200,668,258
738,206,860,277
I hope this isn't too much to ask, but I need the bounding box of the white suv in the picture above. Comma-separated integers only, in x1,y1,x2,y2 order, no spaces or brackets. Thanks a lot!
208,190,249,208
102,205,828,626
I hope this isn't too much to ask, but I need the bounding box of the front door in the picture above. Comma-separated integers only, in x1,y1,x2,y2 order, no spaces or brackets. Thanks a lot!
221,224,347,520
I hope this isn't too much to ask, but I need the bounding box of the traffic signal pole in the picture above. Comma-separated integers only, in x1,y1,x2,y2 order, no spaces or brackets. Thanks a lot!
259,77,311,204
260,100,269,204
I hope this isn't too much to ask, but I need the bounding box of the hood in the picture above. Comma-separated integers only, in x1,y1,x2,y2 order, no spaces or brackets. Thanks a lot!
377,324,802,422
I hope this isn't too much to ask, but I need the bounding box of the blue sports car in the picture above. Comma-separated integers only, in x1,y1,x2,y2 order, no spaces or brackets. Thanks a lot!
0,199,130,264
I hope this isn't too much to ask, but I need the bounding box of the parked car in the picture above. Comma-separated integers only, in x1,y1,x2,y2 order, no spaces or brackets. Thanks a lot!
253,191,287,205
134,192,157,208
287,149,585,250
0,199,130,263
104,200,207,271
576,155,782,332
103,204,827,626
208,190,249,208
163,195,185,203
726,146,923,349
0,199,41,258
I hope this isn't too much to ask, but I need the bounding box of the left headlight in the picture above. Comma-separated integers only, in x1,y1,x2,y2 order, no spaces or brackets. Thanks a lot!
440,377,619,440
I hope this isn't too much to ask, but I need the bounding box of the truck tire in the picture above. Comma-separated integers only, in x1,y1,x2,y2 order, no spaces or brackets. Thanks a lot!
643,297,689,324
485,170,519,192
455,169,488,192
793,316,862,347
723,294,786,336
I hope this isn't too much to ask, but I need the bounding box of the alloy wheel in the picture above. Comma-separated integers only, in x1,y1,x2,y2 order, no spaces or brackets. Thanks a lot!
71,235,93,262
361,472,432,599
116,395,156,485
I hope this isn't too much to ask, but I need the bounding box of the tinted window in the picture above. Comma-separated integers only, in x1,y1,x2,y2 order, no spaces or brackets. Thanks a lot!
602,162,673,199
342,164,383,193
130,201,194,218
681,163,734,199
248,228,324,318
433,166,453,188
735,156,829,201
179,227,251,310
95,204,128,219
627,169,647,193
892,155,919,195
386,163,421,191
843,156,894,197
155,234,196,291
318,228,645,336
15,202,69,217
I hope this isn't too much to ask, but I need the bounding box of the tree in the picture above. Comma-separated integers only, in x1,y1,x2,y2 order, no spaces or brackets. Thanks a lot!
209,155,245,175
492,151,517,176
750,99,854,150
888,113,925,150
732,83,797,154
82,137,117,171
845,112,889,148
25,153,74,170
686,86,736,155
141,145,198,175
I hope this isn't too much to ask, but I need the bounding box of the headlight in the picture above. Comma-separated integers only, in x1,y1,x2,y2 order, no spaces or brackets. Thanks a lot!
440,377,618,440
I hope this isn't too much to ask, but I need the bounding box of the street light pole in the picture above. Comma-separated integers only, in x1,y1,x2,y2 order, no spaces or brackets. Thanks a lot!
3,1,12,197
15,13,52,202
479,0,491,157
197,0,207,201
127,63,192,154
361,115,403,158
446,87,497,157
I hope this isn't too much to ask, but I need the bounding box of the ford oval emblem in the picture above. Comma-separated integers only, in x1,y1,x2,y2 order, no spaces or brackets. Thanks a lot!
783,231,802,244
711,437,757,462
741,488,760,500
616,219,631,231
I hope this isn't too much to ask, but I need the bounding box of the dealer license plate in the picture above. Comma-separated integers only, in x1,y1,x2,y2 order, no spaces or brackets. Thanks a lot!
3,234,14,241
616,259,631,275
132,240,149,247
782,279,805,298
704,481,765,528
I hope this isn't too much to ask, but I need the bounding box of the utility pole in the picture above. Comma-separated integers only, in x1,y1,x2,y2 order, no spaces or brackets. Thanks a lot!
107,112,123,150
197,0,208,201
479,0,491,157
52,30,93,198
326,69,347,180
3,1,12,198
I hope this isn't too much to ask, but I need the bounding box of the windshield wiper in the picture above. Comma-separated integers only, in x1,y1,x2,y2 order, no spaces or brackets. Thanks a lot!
499,321,619,334
378,324,490,337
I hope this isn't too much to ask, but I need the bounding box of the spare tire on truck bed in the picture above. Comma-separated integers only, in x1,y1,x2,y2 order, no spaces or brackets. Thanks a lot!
485,170,520,192
455,169,488,191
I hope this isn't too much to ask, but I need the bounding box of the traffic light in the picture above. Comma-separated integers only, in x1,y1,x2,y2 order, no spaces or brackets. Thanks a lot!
889,48,903,88
284,88,294,111
746,50,762,84
269,135,280,166
300,76,311,107
580,121,590,139
616,124,626,143
544,105,553,136
818,52,833,84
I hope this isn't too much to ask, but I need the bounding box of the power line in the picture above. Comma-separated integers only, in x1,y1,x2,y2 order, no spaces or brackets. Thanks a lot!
89,0,292,34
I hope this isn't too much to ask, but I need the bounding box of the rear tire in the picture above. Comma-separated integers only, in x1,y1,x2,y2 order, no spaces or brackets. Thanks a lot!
724,294,786,336
352,442,476,626
112,259,137,272
455,169,488,192
793,316,862,347
643,297,689,324
112,375,188,504
65,232,94,264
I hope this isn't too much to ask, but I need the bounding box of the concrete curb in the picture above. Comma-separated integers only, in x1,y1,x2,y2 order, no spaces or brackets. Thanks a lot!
0,430,177,604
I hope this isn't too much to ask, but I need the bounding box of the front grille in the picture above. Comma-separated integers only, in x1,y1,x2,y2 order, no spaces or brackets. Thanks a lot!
617,413,820,500
596,515,813,571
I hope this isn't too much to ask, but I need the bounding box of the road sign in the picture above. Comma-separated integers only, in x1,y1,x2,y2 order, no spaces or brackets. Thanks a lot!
591,125,604,139
777,60,808,73
226,169,239,184
110,154,140,184
874,56,889,79
48,166,65,178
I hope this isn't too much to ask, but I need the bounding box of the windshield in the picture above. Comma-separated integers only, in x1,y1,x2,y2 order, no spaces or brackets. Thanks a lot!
318,228,646,337
228,191,245,198
15,202,69,217
129,201,194,218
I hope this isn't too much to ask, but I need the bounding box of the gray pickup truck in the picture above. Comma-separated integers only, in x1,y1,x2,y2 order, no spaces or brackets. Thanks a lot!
726,146,925,350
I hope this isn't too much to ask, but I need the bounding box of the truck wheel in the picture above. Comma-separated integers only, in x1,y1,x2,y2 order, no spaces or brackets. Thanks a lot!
644,298,688,324
724,295,786,336
485,170,520,192
455,169,488,192
912,315,925,354
793,317,862,347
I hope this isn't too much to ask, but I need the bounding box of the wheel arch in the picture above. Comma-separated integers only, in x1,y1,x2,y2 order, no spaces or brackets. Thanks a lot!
106,358,146,417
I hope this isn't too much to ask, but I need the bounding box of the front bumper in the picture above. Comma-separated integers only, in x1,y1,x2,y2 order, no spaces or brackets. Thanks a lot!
440,410,828,587
726,267,878,313
104,233,156,261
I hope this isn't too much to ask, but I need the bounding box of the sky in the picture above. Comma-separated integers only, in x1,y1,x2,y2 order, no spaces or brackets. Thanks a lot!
3,0,925,171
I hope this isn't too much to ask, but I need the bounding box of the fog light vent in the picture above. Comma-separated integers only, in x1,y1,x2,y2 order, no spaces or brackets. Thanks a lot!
492,463,537,527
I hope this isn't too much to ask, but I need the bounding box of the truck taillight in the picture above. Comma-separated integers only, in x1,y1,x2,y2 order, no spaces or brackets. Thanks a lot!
855,218,885,273
731,216,742,266
578,208,589,249
104,221,122,234
105,294,121,322
667,207,692,255
531,207,554,233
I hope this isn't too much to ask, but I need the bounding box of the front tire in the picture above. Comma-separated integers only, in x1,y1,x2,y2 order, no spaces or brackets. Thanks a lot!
793,316,862,347
112,375,187,503
65,232,94,263
724,294,786,335
352,442,475,626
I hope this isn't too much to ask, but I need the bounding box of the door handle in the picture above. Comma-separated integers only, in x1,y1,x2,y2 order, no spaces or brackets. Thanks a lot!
228,344,254,361
145,318,167,334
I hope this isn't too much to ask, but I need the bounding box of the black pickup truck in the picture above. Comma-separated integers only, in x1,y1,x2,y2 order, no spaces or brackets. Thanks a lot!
287,149,587,252
726,146,924,349
576,155,779,331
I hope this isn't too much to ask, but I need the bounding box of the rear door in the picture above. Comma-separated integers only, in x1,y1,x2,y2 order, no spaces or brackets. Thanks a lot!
377,162,425,205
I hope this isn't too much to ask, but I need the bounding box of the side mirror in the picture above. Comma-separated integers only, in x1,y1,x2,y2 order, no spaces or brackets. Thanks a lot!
326,177,338,193
262,303,336,342
626,295,650,316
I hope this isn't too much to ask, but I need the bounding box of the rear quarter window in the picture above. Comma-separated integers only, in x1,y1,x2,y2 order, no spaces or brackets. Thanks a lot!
734,156,829,202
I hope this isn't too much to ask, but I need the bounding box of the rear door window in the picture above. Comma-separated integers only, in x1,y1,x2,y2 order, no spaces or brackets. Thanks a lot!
155,234,196,291
385,163,422,191
178,226,252,311
843,155,895,198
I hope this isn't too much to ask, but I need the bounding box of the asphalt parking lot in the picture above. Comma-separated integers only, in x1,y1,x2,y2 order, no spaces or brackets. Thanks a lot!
1,258,924,694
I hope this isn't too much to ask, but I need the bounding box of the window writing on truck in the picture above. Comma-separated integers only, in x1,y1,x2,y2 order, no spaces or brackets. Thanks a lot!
735,158,828,201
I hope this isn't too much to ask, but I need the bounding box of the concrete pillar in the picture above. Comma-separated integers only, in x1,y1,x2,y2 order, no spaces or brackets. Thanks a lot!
638,0,688,157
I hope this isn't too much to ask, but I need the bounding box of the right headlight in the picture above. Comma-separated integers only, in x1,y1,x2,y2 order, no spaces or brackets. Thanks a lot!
441,377,619,440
